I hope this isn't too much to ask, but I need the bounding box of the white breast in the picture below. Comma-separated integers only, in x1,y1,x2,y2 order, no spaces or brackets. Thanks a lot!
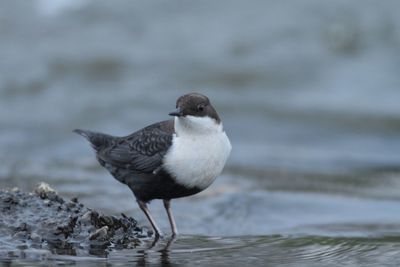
163,116,232,190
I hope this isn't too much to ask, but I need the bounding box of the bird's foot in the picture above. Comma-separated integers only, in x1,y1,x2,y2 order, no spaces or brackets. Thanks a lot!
154,231,165,239
147,231,178,250
171,231,178,239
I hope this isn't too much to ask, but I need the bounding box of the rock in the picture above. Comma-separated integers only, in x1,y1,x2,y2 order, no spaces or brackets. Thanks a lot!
30,232,42,243
34,182,57,197
80,211,92,224
0,185,148,256
89,226,109,241
34,182,64,204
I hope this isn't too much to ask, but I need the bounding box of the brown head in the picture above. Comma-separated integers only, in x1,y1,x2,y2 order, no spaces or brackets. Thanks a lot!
169,93,220,123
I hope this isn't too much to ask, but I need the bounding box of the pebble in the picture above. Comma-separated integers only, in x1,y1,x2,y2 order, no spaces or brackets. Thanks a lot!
89,226,109,241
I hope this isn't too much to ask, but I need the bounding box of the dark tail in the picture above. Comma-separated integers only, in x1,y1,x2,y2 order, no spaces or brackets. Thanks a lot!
73,129,114,152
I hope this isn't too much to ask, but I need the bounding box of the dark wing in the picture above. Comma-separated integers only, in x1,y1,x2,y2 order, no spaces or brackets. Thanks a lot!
97,120,174,174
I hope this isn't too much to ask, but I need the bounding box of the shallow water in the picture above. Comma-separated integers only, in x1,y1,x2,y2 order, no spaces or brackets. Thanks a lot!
3,235,400,267
1,0,400,266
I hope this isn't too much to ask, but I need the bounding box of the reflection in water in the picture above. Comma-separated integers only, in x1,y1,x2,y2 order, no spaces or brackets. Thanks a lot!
1,234,400,266
106,235,400,266
134,236,176,267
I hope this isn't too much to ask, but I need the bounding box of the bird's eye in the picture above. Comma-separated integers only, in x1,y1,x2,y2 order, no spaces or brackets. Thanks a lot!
197,104,205,112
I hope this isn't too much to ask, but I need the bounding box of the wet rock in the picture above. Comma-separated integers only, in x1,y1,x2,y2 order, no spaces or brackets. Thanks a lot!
29,232,42,243
89,226,109,241
34,182,64,203
80,211,92,224
0,184,149,256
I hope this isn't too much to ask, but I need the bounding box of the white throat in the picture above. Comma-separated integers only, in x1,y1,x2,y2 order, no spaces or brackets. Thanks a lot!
174,116,222,136
163,116,232,190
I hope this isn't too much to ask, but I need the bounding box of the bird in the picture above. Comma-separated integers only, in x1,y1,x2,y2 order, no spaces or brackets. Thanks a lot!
74,93,231,238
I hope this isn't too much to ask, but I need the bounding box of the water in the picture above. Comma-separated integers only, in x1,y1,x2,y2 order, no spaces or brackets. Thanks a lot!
3,236,400,266
1,0,400,265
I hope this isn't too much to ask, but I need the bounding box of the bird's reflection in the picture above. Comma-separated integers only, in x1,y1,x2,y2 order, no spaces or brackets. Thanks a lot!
134,235,177,267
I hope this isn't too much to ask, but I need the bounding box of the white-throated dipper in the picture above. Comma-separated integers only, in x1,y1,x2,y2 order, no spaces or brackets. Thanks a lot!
74,93,231,237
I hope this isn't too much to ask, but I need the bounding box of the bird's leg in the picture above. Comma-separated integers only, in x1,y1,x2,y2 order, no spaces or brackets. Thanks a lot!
163,199,178,237
137,200,163,238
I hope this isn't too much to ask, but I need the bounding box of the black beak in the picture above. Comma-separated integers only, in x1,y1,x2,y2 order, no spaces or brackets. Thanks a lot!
169,107,183,117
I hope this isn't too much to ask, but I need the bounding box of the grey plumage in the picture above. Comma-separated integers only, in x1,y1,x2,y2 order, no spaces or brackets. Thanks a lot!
73,129,114,151
74,120,174,175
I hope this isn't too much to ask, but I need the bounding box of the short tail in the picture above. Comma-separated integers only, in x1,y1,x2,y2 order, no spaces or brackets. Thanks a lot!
73,129,114,152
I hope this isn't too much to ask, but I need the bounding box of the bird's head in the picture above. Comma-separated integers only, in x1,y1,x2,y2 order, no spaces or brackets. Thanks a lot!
169,93,221,134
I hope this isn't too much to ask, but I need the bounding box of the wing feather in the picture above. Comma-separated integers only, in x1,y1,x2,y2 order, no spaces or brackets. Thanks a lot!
97,120,174,174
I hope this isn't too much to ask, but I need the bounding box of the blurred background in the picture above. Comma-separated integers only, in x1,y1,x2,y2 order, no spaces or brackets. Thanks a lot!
1,0,400,240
